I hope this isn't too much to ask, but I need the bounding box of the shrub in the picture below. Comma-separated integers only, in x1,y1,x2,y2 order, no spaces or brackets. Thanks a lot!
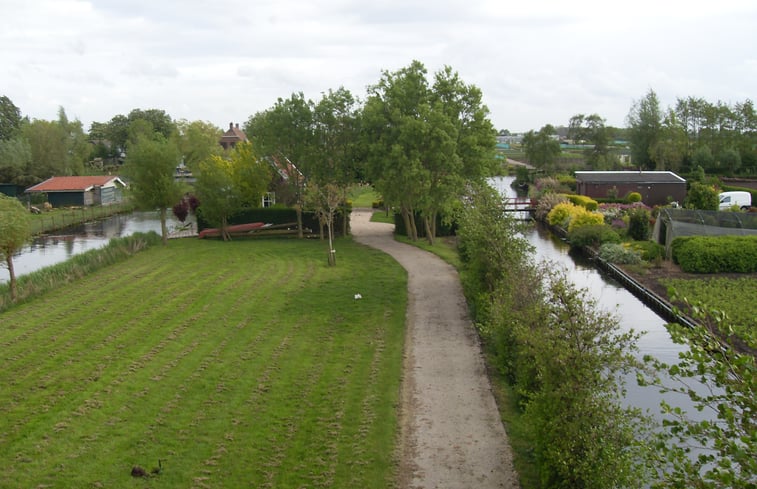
598,243,642,265
547,202,576,228
684,182,719,210
626,191,642,203
566,208,605,233
567,194,599,211
567,224,620,249
534,193,568,222
627,207,651,241
629,240,665,262
671,235,757,273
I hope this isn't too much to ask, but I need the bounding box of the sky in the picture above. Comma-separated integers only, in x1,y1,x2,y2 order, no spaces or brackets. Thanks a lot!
2,0,756,134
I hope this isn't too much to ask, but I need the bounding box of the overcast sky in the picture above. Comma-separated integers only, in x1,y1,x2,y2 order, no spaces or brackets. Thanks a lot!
2,0,756,133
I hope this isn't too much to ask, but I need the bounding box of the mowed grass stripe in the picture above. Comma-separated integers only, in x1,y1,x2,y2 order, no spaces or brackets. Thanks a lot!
0,237,407,489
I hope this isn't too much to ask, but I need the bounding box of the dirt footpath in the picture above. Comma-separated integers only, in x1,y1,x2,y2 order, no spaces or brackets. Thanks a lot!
351,209,520,489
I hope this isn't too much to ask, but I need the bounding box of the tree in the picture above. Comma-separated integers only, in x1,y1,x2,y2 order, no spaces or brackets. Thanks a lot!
57,107,90,176
246,92,315,238
0,136,32,185
124,134,183,244
627,89,662,170
194,142,271,241
364,60,495,243
568,113,613,169
0,95,23,141
684,182,719,210
641,298,757,488
310,87,360,254
523,124,561,171
173,119,222,171
651,109,688,172
718,147,741,175
22,119,68,179
0,194,31,301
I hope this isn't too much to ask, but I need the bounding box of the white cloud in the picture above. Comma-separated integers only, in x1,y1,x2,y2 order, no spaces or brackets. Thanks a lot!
0,0,755,132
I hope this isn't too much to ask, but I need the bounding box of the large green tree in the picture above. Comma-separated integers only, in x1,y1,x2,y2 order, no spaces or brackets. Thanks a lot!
173,119,222,171
568,113,613,169
22,119,68,179
0,194,31,301
124,134,183,244
194,142,272,241
363,60,495,243
627,89,662,170
0,136,32,185
246,93,315,238
0,95,23,141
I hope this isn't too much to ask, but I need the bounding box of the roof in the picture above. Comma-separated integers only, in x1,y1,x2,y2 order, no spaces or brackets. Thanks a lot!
574,171,686,184
269,155,304,182
219,122,248,145
26,176,125,193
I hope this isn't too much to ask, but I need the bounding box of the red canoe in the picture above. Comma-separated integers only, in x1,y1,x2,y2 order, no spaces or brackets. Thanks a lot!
198,222,266,239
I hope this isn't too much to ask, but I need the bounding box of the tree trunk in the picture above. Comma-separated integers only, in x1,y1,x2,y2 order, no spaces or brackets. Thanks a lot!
221,216,231,241
424,215,435,245
408,211,419,241
160,207,168,245
6,254,16,301
326,212,336,266
401,207,413,240
296,205,303,239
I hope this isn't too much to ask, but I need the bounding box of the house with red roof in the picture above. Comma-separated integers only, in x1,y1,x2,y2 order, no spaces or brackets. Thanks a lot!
26,176,126,207
219,122,247,150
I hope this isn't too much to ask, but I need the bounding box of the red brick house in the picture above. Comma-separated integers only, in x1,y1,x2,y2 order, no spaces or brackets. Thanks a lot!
219,122,247,150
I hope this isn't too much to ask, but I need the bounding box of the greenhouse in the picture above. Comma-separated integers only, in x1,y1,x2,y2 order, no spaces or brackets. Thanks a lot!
653,208,757,258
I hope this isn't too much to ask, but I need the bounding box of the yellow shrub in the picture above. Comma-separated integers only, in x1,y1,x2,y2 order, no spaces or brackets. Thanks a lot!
567,208,605,232
547,202,578,227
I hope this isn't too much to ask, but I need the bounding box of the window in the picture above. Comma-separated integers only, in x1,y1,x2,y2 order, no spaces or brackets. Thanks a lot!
262,192,276,208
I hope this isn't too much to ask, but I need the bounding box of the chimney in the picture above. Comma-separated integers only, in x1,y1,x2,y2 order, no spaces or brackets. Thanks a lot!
235,123,239,129
229,122,233,130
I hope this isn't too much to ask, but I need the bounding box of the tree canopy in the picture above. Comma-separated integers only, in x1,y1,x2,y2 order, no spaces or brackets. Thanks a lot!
0,194,31,301
124,133,183,244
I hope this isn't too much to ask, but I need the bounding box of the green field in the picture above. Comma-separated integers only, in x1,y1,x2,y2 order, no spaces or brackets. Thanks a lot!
0,237,407,488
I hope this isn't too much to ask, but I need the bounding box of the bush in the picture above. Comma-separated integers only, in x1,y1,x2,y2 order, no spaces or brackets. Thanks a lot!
547,202,576,228
566,208,605,233
567,224,620,249
598,243,642,265
626,191,642,203
684,182,719,210
534,193,568,222
671,235,757,273
567,194,599,211
629,240,665,262
627,207,651,241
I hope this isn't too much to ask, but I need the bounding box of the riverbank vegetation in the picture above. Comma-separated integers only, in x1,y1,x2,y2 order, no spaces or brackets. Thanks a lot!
456,183,652,488
28,201,134,235
0,236,407,488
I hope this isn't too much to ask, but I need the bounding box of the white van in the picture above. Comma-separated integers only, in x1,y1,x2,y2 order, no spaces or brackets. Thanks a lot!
718,191,752,210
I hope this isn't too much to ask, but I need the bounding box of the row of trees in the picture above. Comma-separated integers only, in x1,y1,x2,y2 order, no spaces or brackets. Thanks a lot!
246,60,498,247
522,91,757,175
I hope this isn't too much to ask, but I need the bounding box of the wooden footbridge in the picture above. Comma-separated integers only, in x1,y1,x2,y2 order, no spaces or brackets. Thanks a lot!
503,197,535,217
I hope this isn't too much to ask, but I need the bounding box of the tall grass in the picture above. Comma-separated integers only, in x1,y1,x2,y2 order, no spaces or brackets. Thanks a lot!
0,236,407,488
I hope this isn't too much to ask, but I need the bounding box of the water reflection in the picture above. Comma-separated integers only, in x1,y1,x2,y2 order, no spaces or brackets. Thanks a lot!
1,211,173,284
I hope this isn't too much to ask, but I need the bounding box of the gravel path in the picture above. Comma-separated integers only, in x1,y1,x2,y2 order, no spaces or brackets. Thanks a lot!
351,209,520,489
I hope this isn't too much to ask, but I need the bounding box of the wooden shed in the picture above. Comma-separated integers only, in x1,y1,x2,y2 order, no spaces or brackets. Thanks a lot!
26,176,126,207
574,171,686,206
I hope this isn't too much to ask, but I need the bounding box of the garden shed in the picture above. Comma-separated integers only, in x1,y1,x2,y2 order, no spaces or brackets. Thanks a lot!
652,208,757,258
25,176,126,207
575,171,686,206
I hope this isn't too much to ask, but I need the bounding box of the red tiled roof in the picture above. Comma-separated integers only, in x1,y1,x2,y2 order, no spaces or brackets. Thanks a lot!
26,176,124,193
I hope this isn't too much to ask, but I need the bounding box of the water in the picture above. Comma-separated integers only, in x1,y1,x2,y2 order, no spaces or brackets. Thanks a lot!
488,177,699,418
0,211,181,284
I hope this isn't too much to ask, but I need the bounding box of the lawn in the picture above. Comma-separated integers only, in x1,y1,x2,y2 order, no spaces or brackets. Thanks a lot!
0,237,407,488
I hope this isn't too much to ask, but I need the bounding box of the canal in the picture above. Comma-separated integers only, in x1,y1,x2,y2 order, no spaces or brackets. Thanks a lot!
0,211,181,285
489,176,702,420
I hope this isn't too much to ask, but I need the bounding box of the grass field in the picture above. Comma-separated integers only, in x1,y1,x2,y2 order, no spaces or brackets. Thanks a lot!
0,236,407,488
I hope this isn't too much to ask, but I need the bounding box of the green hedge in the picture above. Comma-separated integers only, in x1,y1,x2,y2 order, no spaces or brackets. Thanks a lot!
671,235,757,273
567,224,620,249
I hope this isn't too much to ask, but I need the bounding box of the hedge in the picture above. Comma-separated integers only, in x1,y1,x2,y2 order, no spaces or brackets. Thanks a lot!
671,235,757,273
567,194,599,211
